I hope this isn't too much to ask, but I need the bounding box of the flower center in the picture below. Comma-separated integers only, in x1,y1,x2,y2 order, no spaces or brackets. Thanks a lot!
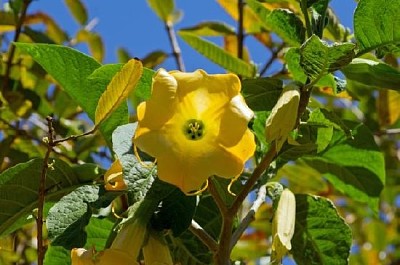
183,119,205,140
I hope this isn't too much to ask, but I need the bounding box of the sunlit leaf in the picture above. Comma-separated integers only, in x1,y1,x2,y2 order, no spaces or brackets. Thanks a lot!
147,0,175,23
292,194,352,264
377,89,400,127
95,59,143,126
180,21,235,36
64,0,88,25
178,31,256,77
76,29,104,62
247,0,305,46
354,0,400,55
300,35,355,83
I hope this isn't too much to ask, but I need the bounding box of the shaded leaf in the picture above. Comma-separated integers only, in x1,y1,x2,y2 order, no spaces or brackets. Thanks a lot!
354,0,400,55
300,35,355,82
0,158,83,236
64,0,88,25
76,29,104,62
180,21,235,36
44,246,70,265
178,31,256,77
342,58,400,91
292,194,352,265
117,47,132,63
95,59,143,126
241,78,283,112
142,50,168,69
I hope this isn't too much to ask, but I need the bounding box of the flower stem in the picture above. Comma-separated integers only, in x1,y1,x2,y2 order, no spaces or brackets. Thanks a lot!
189,220,218,253
300,0,313,38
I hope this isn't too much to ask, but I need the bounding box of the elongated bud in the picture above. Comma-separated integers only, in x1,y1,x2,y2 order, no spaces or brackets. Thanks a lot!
271,189,296,264
104,159,127,191
265,83,300,151
143,231,174,265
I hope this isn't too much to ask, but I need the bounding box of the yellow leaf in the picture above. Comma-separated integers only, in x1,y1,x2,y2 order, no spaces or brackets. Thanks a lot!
377,89,400,127
95,59,143,126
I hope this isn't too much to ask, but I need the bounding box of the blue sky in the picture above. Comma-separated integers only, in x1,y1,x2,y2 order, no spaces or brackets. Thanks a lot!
29,0,357,73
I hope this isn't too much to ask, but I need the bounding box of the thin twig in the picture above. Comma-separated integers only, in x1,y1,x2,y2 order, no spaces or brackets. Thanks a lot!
376,128,400,136
259,43,285,77
37,116,55,265
165,21,185,71
189,220,218,253
237,0,245,60
2,0,32,93
53,126,97,144
230,184,267,249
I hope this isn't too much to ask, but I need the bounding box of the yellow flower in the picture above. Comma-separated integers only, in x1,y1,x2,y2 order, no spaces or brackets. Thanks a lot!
133,69,256,193
142,231,173,265
71,220,146,265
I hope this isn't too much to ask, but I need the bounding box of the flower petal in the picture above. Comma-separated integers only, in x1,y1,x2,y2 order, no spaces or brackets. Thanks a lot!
138,69,177,129
104,160,127,191
219,95,254,147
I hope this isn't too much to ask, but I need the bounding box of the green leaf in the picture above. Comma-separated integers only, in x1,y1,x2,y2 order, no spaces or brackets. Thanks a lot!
300,122,385,213
342,58,400,91
300,35,355,83
14,43,126,145
95,59,143,126
112,123,157,203
354,0,400,55
292,194,352,265
178,31,256,78
241,78,283,111
246,0,305,46
85,217,114,249
44,246,70,265
180,21,236,36
64,0,88,25
307,108,352,136
147,0,175,22
46,185,99,249
0,158,83,236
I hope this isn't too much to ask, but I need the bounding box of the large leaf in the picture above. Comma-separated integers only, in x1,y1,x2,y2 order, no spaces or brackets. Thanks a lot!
300,35,355,83
354,0,400,55
292,194,352,264
14,43,127,145
300,122,385,213
178,31,256,78
241,78,283,111
0,158,85,236
342,58,400,91
246,0,305,46
95,59,143,126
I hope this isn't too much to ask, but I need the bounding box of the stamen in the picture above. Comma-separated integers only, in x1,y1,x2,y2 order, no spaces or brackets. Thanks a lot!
227,175,240,196
185,179,209,196
183,119,205,140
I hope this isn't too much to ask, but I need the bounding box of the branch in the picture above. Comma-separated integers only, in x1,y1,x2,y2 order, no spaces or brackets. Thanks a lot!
53,126,97,144
2,0,32,93
300,0,313,38
237,0,245,60
230,184,267,249
189,220,218,253
165,21,185,71
37,116,55,265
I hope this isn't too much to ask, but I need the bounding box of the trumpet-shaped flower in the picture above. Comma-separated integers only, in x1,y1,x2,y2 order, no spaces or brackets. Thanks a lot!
71,219,146,265
133,69,256,193
142,231,173,265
